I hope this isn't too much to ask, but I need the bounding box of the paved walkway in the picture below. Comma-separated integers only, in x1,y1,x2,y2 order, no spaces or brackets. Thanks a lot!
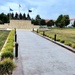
13,30,75,75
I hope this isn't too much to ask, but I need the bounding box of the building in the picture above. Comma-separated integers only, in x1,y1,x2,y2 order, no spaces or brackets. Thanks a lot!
67,18,75,27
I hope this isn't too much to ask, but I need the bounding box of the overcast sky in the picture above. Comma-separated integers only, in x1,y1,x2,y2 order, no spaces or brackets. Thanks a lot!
0,0,75,20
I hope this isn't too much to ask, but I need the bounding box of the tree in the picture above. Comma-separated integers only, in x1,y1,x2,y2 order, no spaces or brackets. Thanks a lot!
55,14,63,27
0,13,4,23
31,18,35,24
55,14,70,28
34,20,39,25
31,18,40,25
7,13,10,19
47,20,54,27
15,12,18,19
40,19,46,25
64,15,70,26
19,13,22,19
60,18,65,28
11,13,14,19
3,15,9,23
35,15,41,20
0,13,9,24
23,13,26,20
27,14,30,20
34,15,41,25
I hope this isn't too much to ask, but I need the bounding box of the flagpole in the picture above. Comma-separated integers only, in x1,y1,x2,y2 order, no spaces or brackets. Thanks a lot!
9,7,13,25
18,5,20,19
19,4,21,19
9,7,10,25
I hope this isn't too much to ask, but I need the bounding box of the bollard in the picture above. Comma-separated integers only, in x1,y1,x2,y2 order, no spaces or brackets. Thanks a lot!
15,28,16,34
43,31,45,36
54,34,56,41
33,28,34,32
15,42,18,58
15,34,17,42
37,29,38,33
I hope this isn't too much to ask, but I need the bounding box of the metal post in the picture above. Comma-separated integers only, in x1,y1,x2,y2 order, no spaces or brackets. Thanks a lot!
15,28,16,34
37,29,38,33
33,28,34,32
43,31,45,36
54,34,56,41
15,34,17,42
15,42,18,58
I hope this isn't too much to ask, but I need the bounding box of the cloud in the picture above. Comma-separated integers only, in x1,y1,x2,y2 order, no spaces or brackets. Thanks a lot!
0,0,75,19
26,0,59,19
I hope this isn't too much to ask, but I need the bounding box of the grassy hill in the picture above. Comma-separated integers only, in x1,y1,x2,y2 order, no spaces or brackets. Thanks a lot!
0,20,39,29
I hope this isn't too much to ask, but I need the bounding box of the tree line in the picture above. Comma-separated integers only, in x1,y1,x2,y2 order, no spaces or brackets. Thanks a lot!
0,12,75,28
0,12,31,24
8,12,31,20
31,14,75,28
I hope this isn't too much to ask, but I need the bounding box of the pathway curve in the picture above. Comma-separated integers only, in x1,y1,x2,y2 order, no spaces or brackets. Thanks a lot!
13,30,75,75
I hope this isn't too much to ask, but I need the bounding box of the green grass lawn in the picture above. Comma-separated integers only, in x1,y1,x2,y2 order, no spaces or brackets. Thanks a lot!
0,30,10,50
38,28,75,48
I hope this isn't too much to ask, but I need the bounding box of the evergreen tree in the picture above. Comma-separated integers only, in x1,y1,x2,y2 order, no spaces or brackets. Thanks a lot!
15,12,18,19
23,13,26,20
27,14,31,20
19,13,22,19
11,13,14,19
35,15,41,25
35,15,41,20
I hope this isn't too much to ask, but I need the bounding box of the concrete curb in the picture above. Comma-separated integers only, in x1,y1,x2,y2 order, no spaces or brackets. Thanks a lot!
33,31,75,53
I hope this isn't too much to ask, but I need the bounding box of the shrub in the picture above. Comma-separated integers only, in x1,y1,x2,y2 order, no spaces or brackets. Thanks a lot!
1,51,14,60
0,62,4,75
0,58,16,74
45,34,49,37
51,36,54,40
56,38,60,41
60,39,65,43
0,30,15,74
64,41,72,46
48,35,51,38
72,44,75,48
5,42,14,47
5,46,13,52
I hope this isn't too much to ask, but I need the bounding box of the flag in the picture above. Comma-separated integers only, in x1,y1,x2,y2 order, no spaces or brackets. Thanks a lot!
28,10,32,12
10,8,13,11
19,4,21,7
